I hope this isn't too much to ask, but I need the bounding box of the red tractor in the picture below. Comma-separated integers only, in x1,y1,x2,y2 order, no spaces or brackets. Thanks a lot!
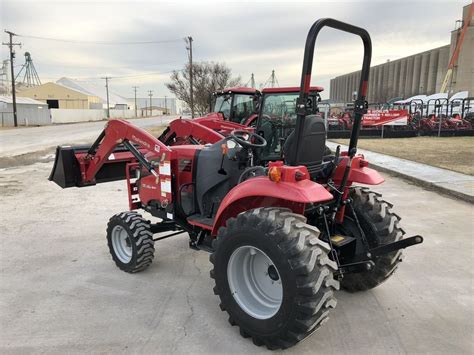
159,87,260,145
159,86,324,146
49,19,422,350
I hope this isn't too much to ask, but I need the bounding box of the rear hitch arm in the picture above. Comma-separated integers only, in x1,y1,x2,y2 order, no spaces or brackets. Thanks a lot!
336,235,423,276
369,235,423,257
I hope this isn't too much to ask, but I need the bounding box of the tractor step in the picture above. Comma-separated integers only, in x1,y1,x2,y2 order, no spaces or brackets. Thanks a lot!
187,214,215,230
189,232,214,252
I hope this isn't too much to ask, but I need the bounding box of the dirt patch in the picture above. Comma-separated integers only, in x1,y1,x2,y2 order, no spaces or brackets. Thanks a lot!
0,125,167,169
0,176,23,195
0,147,57,169
144,125,166,137
331,136,474,175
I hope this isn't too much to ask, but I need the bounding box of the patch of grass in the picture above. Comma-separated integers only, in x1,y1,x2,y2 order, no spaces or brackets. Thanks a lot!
330,136,474,175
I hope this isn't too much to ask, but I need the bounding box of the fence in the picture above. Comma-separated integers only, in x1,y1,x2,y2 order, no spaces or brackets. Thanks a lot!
51,108,143,124
1,105,51,126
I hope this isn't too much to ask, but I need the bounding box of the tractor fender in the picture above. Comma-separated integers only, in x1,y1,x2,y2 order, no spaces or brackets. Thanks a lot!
332,155,384,185
349,166,384,185
211,176,333,236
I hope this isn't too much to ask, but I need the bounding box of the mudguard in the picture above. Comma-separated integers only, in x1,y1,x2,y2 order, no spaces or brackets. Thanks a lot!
332,155,384,185
211,176,333,235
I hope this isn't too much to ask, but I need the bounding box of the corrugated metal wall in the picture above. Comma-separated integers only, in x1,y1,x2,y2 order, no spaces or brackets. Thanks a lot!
0,103,51,126
330,4,473,103
330,45,451,103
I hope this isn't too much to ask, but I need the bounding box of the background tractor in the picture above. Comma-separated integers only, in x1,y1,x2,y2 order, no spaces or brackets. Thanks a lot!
159,87,260,145
49,18,422,350
159,86,324,149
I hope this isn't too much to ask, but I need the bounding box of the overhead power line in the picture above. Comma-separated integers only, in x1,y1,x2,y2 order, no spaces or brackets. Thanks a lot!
105,70,176,80
39,70,176,83
15,34,184,45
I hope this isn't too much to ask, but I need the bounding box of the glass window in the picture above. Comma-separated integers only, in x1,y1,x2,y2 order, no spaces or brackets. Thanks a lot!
258,92,318,160
230,94,255,124
214,94,232,119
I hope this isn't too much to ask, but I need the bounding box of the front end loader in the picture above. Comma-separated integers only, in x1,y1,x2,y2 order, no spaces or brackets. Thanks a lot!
49,18,422,350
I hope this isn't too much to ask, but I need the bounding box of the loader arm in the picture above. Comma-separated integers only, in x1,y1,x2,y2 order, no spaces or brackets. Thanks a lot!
81,119,172,184
163,118,226,145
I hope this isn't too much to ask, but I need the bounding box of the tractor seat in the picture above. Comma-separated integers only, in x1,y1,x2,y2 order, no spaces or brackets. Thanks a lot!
283,115,334,179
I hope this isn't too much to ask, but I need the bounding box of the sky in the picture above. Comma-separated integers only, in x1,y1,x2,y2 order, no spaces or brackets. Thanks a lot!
0,0,467,100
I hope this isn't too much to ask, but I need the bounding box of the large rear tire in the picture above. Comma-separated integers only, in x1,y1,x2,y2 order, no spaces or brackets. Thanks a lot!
210,207,339,350
341,187,405,292
106,211,155,273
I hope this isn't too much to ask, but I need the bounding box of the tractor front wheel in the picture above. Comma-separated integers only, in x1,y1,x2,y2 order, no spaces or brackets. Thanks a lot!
106,211,155,273
210,207,339,350
341,187,405,292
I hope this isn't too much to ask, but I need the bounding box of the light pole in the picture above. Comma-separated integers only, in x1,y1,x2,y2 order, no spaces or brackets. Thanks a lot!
133,86,139,117
186,36,194,118
102,76,111,118
2,31,21,127
148,90,153,117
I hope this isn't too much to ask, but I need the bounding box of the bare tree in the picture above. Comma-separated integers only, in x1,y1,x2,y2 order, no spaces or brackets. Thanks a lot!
166,62,241,116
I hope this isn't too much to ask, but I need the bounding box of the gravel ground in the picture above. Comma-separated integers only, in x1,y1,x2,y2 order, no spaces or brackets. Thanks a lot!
0,161,472,354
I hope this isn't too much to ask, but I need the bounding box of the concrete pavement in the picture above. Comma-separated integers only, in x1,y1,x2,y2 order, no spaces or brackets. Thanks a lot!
0,161,472,353
327,141,474,203
0,116,176,157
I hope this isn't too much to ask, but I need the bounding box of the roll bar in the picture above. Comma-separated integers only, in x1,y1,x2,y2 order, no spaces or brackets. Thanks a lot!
290,18,372,163
409,99,424,115
462,97,473,119
426,98,448,118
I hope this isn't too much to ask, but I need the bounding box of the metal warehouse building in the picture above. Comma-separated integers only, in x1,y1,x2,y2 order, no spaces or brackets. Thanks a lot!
330,3,473,103
0,96,50,126
19,82,102,109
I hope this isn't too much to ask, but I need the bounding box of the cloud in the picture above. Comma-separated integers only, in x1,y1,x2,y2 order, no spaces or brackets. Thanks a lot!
1,0,465,99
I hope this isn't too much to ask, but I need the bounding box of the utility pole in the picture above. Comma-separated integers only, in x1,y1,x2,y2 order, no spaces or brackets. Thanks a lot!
250,73,255,89
186,36,194,118
271,70,275,88
164,95,167,115
102,76,111,118
148,90,153,117
2,31,21,127
132,86,139,117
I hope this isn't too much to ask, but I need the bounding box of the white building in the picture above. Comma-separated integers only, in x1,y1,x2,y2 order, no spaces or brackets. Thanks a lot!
57,77,129,109
128,97,177,115
0,96,50,126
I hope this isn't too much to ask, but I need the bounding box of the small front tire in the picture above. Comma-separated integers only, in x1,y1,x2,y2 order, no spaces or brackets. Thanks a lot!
106,211,155,273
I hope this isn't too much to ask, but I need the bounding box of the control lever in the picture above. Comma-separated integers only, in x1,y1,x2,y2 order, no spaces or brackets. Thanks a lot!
334,145,341,162
218,143,228,175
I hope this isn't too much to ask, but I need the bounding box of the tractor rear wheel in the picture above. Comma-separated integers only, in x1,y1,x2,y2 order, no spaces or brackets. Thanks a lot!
106,211,155,273
341,187,405,292
210,207,339,350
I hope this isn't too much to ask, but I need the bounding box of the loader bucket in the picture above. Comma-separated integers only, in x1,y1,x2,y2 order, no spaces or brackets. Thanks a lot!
49,146,82,188
49,144,137,188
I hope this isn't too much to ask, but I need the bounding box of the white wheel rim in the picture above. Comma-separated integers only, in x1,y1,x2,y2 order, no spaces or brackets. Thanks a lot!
227,246,283,319
111,225,132,263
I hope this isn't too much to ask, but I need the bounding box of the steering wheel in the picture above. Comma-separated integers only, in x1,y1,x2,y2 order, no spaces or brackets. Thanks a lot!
230,129,267,148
